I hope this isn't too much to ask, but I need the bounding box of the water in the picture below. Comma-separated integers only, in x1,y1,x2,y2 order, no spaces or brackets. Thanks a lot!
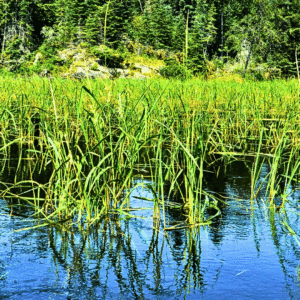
1,161,300,299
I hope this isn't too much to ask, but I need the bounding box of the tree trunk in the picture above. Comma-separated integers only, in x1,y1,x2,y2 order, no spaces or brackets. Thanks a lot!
221,4,224,57
138,0,143,11
244,42,253,76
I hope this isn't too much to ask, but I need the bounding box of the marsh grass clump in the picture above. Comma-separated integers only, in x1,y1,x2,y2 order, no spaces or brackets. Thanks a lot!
0,76,299,229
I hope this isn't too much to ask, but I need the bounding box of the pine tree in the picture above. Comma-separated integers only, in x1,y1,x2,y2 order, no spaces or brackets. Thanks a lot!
269,0,300,75
84,9,103,45
172,13,186,52
102,0,133,48
142,0,173,49
188,0,217,73
225,0,277,73
0,0,38,60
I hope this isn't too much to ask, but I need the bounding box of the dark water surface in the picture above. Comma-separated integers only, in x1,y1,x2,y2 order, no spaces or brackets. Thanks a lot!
1,161,300,299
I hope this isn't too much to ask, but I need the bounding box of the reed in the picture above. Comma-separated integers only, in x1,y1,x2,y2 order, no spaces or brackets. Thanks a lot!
0,75,299,229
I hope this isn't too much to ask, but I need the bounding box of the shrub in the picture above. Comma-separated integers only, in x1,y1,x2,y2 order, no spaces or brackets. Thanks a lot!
160,58,191,79
91,47,125,68
90,63,99,71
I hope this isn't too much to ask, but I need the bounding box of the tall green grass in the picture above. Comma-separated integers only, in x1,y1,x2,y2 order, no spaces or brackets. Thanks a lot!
0,75,299,229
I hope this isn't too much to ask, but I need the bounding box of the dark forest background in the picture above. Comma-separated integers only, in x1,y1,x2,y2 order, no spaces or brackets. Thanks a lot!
0,0,299,76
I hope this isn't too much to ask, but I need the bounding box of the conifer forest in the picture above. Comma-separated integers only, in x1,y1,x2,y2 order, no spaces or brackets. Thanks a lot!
0,0,299,76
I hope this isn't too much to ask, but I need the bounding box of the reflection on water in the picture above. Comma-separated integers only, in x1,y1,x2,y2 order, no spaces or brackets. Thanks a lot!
1,161,300,299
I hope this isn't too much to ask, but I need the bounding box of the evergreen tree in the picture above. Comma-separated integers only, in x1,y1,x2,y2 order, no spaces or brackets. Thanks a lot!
270,0,300,75
188,0,217,73
102,0,133,48
0,0,299,76
0,0,38,60
84,8,103,45
172,13,186,52
225,0,277,72
142,0,173,49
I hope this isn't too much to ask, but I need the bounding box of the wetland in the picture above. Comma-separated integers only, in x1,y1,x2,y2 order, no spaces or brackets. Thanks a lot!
0,76,300,299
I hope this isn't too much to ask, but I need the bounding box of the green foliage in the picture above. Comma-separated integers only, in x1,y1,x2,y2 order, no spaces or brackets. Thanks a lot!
91,47,125,68
84,10,103,45
105,0,133,48
141,0,174,50
0,0,299,77
90,63,99,71
254,72,264,81
4,36,24,60
160,58,191,79
171,14,186,52
0,76,300,227
187,0,217,74
36,44,65,72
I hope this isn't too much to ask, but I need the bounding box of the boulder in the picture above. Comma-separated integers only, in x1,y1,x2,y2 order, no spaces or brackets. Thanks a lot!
134,64,152,74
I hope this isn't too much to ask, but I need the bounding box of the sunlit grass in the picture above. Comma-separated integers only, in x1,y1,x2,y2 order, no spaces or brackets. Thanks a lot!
0,75,299,229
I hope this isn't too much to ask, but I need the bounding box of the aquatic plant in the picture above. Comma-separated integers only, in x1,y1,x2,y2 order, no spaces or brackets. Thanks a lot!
0,76,299,229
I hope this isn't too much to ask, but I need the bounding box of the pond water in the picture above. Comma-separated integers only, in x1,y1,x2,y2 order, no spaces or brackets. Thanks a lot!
1,161,300,299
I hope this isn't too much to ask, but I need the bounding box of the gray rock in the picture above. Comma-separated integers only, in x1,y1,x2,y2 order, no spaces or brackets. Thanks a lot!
73,53,85,61
40,69,50,77
68,69,110,79
134,73,147,79
59,53,69,61
135,64,152,74
34,53,43,65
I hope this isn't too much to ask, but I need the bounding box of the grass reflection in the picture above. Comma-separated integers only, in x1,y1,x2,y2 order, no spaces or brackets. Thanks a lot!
46,219,205,299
